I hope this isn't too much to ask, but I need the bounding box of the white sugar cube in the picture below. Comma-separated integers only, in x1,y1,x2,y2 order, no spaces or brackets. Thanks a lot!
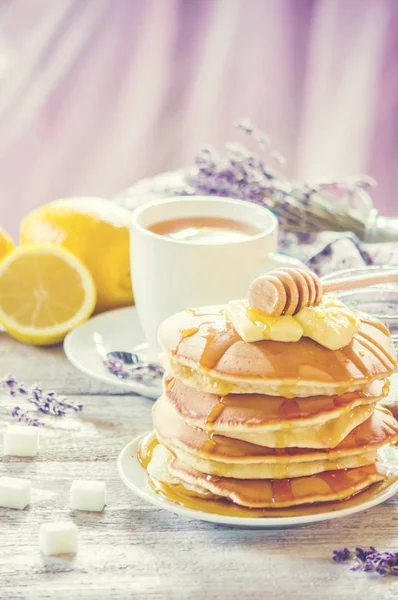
70,480,106,512
39,521,78,556
0,476,31,509
4,425,39,457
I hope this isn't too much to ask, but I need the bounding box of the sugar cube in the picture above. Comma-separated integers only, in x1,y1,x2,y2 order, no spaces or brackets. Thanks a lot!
0,476,31,509
4,425,40,457
70,480,106,512
39,521,78,556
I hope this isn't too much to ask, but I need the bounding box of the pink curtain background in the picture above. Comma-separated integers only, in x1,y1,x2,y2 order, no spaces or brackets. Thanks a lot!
0,0,397,238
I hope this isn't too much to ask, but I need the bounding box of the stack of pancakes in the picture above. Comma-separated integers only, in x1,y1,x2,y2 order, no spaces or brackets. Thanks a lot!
144,307,398,513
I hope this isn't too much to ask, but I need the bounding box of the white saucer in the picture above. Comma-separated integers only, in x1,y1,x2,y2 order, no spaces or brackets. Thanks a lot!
118,434,398,529
64,307,161,399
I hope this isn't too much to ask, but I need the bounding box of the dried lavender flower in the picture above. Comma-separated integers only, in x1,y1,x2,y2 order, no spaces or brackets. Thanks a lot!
332,547,351,562
11,406,43,427
333,547,398,576
184,119,380,240
1,374,83,426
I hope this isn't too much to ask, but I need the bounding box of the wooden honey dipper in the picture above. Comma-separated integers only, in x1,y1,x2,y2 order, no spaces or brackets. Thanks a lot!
248,267,398,316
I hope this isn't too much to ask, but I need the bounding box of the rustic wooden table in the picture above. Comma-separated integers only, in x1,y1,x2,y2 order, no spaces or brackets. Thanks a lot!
1,334,397,600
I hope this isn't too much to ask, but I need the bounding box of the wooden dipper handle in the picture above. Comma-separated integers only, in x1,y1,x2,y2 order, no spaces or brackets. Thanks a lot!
323,271,398,293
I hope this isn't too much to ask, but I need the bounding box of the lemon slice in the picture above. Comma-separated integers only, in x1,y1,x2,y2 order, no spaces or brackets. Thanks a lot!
0,244,96,345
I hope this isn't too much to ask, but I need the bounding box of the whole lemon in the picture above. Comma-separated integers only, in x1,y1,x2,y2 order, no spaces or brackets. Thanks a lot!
0,227,15,262
20,197,133,313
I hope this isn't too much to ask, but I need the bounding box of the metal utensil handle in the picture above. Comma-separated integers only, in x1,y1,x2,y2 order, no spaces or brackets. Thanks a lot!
323,270,398,293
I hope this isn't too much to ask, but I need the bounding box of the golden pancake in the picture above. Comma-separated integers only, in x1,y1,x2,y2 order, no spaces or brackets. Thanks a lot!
162,378,386,448
159,308,396,397
167,442,377,480
149,474,396,518
167,457,386,508
153,396,398,478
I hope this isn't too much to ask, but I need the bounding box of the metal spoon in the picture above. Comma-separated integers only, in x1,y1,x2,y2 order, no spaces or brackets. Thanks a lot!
104,351,164,381
107,350,143,367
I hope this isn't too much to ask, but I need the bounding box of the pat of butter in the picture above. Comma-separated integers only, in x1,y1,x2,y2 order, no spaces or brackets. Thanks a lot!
225,300,303,343
295,296,360,350
225,296,359,350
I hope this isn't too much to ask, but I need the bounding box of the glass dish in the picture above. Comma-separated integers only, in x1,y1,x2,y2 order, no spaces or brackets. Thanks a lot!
321,266,398,339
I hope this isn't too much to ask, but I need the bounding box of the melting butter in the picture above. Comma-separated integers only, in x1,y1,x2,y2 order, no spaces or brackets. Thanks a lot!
225,295,359,350
295,296,360,350
225,300,303,343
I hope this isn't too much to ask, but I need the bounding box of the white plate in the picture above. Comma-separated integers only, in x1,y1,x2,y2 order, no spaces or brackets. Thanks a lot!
118,434,398,529
64,307,162,399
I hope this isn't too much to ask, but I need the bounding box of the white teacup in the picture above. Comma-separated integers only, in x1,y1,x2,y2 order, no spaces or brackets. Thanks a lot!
130,196,290,359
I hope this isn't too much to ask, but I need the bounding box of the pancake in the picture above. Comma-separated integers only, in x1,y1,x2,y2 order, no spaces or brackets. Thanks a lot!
159,308,397,397
162,378,387,448
167,457,386,508
153,396,398,478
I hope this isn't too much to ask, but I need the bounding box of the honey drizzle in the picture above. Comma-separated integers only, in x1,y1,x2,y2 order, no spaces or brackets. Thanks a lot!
338,346,369,376
272,479,293,504
171,326,200,356
187,308,207,317
202,398,225,454
199,323,241,370
172,318,221,358
204,400,225,432
356,332,396,369
360,319,396,359
164,377,175,390
361,317,388,333
181,327,200,339
201,439,217,453
137,436,158,469
187,307,224,317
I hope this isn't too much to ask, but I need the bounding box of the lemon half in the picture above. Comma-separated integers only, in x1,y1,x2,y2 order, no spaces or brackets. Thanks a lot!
0,244,96,345
20,197,133,313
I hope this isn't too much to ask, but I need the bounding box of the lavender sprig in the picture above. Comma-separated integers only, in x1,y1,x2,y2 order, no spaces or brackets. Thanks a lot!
184,119,382,240
1,375,83,426
333,546,398,576
10,407,43,427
